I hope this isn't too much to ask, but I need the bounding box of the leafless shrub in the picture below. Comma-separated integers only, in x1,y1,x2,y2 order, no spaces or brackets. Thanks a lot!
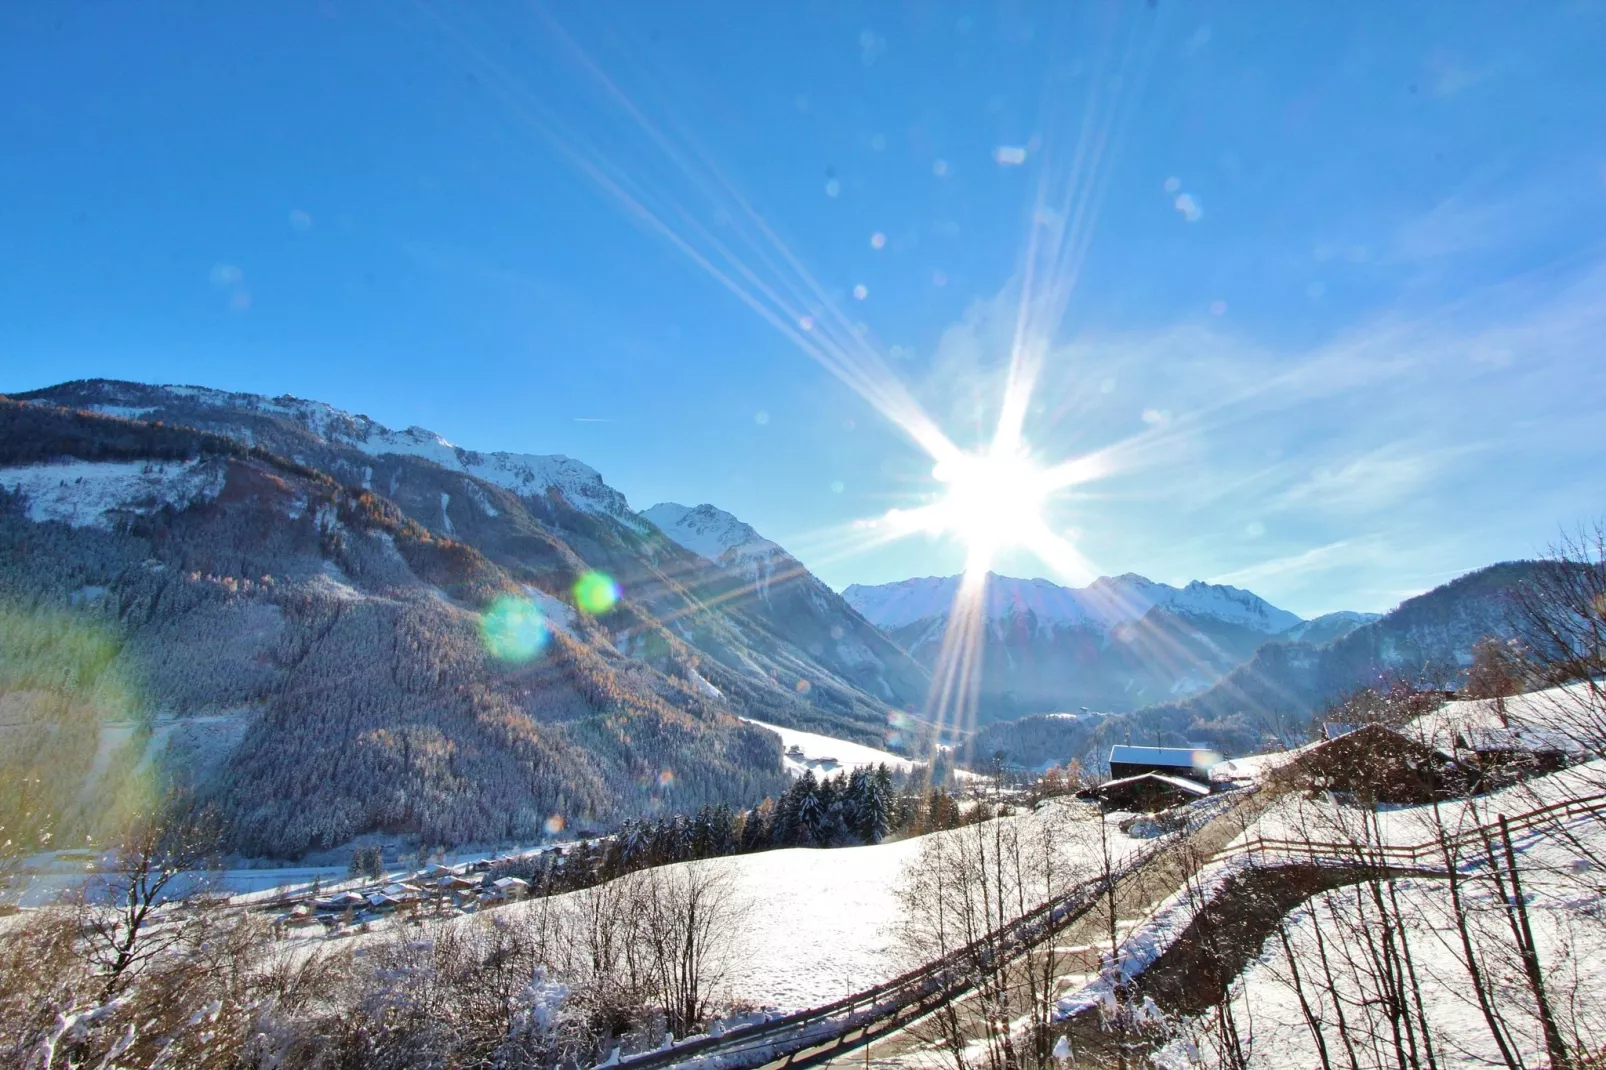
894,802,1089,1070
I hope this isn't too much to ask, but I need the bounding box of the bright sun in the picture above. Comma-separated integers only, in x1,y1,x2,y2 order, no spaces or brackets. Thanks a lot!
929,448,1051,561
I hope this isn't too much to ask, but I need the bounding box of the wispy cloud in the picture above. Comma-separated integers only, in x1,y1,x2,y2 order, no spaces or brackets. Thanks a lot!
1271,443,1480,517
1210,537,1382,588
910,250,1606,613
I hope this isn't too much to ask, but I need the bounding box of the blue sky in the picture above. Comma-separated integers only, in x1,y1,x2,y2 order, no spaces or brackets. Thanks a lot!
3,2,1604,617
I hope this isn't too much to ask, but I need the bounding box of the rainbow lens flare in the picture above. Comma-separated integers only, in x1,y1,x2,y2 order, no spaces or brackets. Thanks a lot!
573,571,620,614
481,596,549,662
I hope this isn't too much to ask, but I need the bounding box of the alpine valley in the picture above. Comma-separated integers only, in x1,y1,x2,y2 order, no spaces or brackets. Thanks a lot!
0,380,1537,857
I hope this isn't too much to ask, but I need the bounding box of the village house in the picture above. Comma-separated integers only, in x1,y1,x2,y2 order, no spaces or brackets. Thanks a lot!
1106,744,1222,785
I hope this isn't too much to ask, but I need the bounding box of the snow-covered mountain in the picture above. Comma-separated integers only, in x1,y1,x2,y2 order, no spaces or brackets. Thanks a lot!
17,379,933,744
844,572,1303,636
33,380,638,522
1279,610,1383,647
641,502,779,564
842,572,1308,719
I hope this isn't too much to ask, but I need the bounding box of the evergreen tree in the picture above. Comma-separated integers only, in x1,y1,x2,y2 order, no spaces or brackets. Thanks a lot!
773,772,813,847
711,802,736,855
794,773,823,847
740,800,772,853
875,766,895,832
691,805,715,859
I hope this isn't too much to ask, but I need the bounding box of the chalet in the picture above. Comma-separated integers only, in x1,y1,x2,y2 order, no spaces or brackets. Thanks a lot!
491,876,530,899
1279,723,1465,804
1406,690,1585,788
1080,772,1212,813
1107,745,1222,785
283,902,318,927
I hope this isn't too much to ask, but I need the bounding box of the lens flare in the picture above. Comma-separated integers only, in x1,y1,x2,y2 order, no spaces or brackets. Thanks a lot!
658,769,676,787
543,815,565,836
573,571,619,614
481,596,550,661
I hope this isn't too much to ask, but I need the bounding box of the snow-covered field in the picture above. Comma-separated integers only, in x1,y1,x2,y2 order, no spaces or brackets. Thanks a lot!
742,717,983,783
516,801,1145,1010
288,800,1145,1012
742,717,921,779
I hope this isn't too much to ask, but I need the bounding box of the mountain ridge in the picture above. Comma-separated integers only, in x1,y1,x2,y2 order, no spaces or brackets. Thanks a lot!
841,571,1374,720
843,571,1305,635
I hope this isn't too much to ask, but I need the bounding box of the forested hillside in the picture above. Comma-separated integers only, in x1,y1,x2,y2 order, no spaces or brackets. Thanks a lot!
0,394,918,857
17,380,932,740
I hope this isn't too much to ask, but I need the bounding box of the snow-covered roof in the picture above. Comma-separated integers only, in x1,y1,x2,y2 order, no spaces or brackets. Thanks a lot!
1210,742,1316,782
1109,745,1220,769
1095,772,1212,797
1406,682,1599,758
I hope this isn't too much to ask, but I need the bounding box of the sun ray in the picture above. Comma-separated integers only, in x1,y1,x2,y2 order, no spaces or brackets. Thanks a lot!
419,3,1231,745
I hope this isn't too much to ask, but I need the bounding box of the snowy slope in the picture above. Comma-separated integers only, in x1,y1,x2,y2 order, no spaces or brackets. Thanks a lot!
511,800,1146,1011
1406,681,1600,757
742,717,919,777
0,458,226,529
1138,759,1606,1069
843,572,1302,635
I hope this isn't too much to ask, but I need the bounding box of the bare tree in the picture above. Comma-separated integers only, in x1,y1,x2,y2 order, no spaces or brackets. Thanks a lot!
894,802,1091,1070
78,789,222,1001
637,861,746,1038
1510,523,1606,699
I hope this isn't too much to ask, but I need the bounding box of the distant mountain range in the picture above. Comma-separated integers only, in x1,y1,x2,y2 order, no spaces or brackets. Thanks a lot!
844,573,1379,720
963,562,1537,770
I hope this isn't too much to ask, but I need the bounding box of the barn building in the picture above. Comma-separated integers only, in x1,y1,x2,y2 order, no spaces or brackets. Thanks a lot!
1107,745,1222,785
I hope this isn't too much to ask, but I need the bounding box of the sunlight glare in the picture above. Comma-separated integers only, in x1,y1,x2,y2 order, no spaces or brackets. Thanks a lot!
929,447,1051,563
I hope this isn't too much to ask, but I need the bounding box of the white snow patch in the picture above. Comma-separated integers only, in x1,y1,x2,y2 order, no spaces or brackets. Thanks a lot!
520,585,577,636
688,667,723,699
88,405,158,420
2,459,224,529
